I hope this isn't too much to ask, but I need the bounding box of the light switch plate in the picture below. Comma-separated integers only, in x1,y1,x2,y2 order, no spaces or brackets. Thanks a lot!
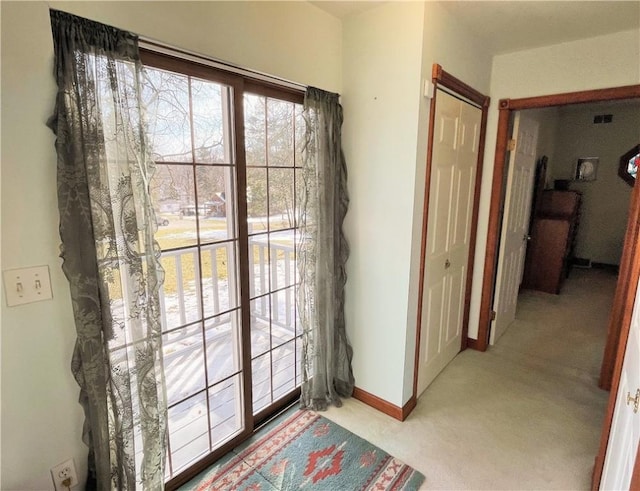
423,79,435,98
3,265,53,307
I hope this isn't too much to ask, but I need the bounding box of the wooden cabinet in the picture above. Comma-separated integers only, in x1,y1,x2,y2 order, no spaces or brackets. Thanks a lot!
522,190,581,294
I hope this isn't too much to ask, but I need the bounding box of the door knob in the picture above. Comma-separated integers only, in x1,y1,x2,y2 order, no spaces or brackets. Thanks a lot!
523,234,532,242
627,388,639,413
445,259,451,269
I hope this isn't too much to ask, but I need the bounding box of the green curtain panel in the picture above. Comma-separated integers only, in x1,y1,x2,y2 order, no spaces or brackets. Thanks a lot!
48,10,167,489
299,87,355,410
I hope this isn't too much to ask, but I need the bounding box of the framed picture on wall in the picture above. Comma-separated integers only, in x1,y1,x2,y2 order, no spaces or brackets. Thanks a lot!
618,144,639,186
575,157,598,181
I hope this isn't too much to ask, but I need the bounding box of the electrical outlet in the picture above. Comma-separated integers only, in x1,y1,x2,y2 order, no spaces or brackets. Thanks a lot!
50,459,78,491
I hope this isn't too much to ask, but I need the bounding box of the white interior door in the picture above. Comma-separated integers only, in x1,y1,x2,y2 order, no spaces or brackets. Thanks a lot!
490,113,538,345
418,90,481,395
600,275,640,490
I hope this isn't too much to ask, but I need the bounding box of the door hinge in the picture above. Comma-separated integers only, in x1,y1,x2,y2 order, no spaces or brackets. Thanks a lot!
490,310,497,321
627,388,640,413
507,139,516,152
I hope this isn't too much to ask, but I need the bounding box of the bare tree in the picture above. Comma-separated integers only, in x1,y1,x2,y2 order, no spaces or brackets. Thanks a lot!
144,69,302,226
244,94,301,227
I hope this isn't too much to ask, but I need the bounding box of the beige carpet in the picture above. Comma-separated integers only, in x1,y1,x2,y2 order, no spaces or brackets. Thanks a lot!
324,268,615,490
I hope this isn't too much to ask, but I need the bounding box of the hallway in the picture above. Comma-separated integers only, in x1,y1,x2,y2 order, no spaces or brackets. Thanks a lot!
324,268,615,489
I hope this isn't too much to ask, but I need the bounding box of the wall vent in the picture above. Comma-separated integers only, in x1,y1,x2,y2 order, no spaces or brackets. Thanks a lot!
593,114,613,124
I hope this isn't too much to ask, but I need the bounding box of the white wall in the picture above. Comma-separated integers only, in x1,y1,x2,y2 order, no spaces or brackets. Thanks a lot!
552,103,638,264
341,2,425,407
522,107,561,184
342,1,493,407
0,2,341,489
52,1,342,93
4,3,639,487
405,1,492,402
467,28,640,339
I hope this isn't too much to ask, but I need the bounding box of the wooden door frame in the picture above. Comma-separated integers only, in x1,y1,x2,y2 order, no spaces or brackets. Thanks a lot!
476,84,640,353
412,64,490,400
592,139,640,489
472,84,640,489
630,440,640,490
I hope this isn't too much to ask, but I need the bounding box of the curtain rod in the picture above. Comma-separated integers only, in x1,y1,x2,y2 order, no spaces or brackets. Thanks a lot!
139,37,307,93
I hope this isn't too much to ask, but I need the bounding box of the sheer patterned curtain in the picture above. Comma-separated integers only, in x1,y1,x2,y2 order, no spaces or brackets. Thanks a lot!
48,10,166,489
299,87,355,410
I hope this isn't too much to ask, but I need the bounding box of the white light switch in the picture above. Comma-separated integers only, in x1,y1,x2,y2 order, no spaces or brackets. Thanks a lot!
423,79,435,99
3,265,53,307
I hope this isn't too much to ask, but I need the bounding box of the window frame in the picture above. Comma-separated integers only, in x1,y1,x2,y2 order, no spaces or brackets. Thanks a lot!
140,48,305,490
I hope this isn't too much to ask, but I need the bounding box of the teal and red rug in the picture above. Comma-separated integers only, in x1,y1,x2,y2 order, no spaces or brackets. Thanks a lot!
180,408,425,490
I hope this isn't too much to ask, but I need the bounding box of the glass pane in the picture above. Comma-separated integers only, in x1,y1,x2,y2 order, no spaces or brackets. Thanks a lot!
246,167,268,232
209,375,243,447
151,164,197,249
201,242,238,318
105,268,126,347
296,337,302,386
294,228,301,286
267,98,294,167
295,285,302,337
628,153,639,179
206,311,241,385
143,68,192,162
196,166,235,243
110,344,151,477
191,78,227,164
159,248,202,330
249,233,270,298
269,230,296,290
250,297,270,358
268,168,295,231
271,289,295,348
168,392,209,474
97,60,142,162
252,353,271,413
294,104,305,167
294,168,304,228
165,449,171,481
272,341,296,401
163,324,205,406
244,94,266,167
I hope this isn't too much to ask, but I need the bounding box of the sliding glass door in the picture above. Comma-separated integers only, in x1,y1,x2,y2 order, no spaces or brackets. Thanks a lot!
140,50,303,485
244,92,304,418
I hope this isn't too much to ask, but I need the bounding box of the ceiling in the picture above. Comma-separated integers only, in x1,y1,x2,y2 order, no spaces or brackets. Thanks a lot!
311,1,640,55
310,1,384,19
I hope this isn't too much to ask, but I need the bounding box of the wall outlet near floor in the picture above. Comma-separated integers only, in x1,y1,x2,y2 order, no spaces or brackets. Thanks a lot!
50,459,78,491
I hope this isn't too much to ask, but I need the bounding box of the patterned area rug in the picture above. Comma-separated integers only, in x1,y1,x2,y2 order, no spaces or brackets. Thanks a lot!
180,408,425,490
